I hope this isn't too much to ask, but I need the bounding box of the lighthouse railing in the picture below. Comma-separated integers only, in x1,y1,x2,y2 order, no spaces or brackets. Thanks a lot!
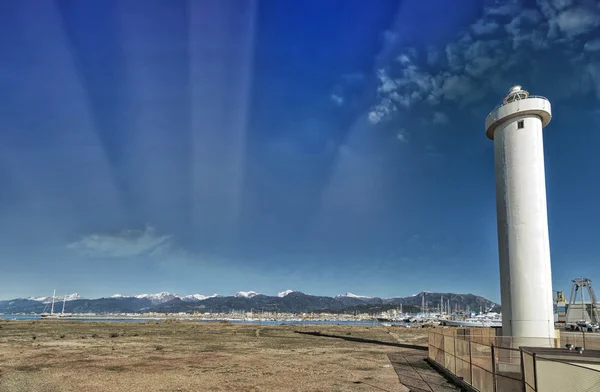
487,95,549,118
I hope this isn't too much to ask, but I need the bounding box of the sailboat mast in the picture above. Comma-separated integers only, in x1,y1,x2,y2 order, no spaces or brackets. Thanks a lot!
50,289,56,315
61,295,66,314
582,282,586,321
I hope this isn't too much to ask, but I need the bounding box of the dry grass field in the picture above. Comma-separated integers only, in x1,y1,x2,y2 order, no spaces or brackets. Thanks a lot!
0,319,433,392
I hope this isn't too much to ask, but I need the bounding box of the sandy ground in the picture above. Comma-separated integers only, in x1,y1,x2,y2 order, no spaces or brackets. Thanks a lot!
0,319,434,392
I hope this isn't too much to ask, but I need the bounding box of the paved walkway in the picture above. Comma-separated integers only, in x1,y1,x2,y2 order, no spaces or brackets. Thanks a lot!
294,330,462,391
388,351,461,392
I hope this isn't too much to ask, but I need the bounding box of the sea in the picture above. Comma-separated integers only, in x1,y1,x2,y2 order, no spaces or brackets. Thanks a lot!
0,315,410,327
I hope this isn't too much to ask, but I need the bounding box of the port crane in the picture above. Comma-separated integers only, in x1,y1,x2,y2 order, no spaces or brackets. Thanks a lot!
565,278,600,332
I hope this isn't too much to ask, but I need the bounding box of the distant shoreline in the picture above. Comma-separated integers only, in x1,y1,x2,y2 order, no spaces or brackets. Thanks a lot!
1,314,412,326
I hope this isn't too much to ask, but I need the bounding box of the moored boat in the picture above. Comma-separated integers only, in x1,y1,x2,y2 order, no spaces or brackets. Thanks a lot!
40,290,72,319
440,313,502,328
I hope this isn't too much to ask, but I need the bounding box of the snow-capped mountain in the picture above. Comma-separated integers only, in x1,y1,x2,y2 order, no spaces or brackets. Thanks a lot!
26,296,51,302
134,292,178,304
26,293,82,303
277,290,296,298
180,293,219,302
335,292,373,299
108,292,219,303
235,291,260,298
1,291,498,315
411,291,433,297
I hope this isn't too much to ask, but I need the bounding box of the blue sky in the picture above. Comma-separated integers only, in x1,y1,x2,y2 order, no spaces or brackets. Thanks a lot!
1,0,599,302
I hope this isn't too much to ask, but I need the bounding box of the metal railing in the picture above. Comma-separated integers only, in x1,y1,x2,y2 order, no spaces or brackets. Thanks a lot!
429,331,523,391
428,330,600,392
486,95,549,118
559,331,600,350
522,349,600,392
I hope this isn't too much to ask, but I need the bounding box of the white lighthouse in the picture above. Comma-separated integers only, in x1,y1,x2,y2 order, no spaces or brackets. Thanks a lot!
485,86,555,343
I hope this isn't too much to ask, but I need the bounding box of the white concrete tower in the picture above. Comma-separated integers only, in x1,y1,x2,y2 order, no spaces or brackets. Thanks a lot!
485,86,555,342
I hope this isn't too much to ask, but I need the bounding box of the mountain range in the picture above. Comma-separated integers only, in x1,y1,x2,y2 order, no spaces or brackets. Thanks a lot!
0,291,498,315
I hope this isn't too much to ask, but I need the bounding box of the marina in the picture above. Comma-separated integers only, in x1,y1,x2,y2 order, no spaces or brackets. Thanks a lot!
2,314,405,326
7,275,600,336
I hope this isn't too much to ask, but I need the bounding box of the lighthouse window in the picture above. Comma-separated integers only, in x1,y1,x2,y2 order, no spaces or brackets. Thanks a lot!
517,120,524,129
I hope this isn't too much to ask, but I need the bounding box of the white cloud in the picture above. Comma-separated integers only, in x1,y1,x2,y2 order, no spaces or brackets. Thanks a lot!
550,0,573,10
485,2,522,16
471,19,499,35
465,55,501,78
584,39,600,52
377,69,398,94
68,226,214,272
368,98,395,124
515,28,548,50
432,112,449,125
505,9,546,49
445,33,472,71
67,225,172,258
426,46,440,66
441,75,477,102
536,0,600,39
536,0,561,39
463,40,503,77
396,129,408,143
368,111,382,124
555,6,600,37
397,53,411,65
373,60,445,114
330,93,344,106
585,64,600,100
368,0,600,123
